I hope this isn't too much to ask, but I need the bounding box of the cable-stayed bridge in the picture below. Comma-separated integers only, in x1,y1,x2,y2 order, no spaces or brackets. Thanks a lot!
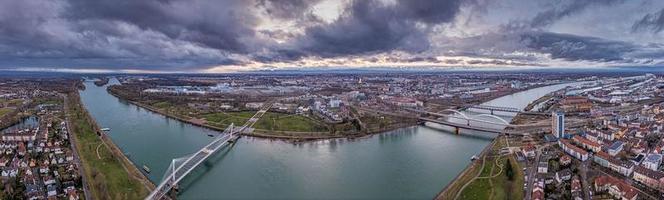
146,103,272,200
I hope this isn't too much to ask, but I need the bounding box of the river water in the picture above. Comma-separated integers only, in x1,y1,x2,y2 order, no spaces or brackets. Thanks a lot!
78,79,580,199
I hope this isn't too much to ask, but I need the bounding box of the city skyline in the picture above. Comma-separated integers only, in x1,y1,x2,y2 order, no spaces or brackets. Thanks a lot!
2,0,664,73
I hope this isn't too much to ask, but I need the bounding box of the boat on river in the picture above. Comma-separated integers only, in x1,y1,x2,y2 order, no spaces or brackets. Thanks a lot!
101,128,111,131
142,165,151,174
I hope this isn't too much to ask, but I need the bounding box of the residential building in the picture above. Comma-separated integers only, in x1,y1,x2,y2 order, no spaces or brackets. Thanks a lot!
572,135,601,152
522,145,536,158
598,130,615,141
559,139,589,161
532,179,545,200
642,154,662,171
594,151,611,168
609,158,635,177
329,99,342,108
556,169,572,183
571,176,583,200
552,111,565,138
560,155,572,166
608,141,624,156
538,161,548,174
632,166,664,191
594,175,638,200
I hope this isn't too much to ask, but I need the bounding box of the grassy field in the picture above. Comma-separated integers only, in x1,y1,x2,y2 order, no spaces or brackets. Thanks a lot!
35,98,62,105
254,112,328,132
67,94,148,199
436,159,484,200
459,178,492,200
203,111,328,132
152,101,172,109
458,156,499,199
8,99,23,105
201,111,255,128
457,136,524,200
0,107,13,117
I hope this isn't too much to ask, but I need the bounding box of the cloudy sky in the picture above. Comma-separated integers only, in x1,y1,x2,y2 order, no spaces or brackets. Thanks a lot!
2,0,664,73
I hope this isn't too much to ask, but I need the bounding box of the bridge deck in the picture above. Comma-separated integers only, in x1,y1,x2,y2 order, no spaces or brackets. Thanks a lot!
147,103,273,200
465,104,548,115
419,117,526,135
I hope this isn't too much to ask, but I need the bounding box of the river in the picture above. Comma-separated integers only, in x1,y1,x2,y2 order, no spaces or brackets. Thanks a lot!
78,79,581,199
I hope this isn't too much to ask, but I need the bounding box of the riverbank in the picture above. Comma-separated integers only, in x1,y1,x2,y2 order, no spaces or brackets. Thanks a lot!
246,121,416,142
65,91,151,199
107,87,417,142
435,136,498,199
79,78,500,199
436,135,524,200
434,82,582,200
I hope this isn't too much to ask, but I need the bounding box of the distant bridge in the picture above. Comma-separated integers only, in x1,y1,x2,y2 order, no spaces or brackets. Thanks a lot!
418,109,588,136
436,109,511,125
405,108,527,135
463,104,548,116
146,103,272,200
409,107,584,135
417,117,527,135
361,106,589,137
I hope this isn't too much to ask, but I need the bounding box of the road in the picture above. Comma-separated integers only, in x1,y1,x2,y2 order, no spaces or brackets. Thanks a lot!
578,159,592,199
524,149,540,200
62,94,92,199
523,143,555,200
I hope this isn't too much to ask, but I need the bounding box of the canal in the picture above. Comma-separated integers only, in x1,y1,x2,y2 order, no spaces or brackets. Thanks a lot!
78,79,580,199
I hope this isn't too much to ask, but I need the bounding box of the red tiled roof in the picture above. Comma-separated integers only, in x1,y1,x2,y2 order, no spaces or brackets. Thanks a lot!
573,135,601,147
594,175,638,199
560,139,589,156
634,166,664,180
595,151,611,160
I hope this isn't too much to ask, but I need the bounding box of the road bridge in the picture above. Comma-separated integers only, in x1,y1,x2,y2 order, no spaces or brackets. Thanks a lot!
146,103,272,200
403,108,527,135
360,106,586,137
464,104,549,116
409,108,513,126
418,117,527,135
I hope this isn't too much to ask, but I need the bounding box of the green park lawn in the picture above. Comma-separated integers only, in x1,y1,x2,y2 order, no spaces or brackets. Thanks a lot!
151,101,172,109
67,95,147,199
459,178,492,200
202,111,254,128
202,111,328,132
0,107,13,117
459,136,524,200
254,112,328,132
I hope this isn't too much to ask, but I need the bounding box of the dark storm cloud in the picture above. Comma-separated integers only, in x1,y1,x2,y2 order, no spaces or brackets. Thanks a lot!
521,32,636,62
0,0,663,71
530,0,624,28
0,56,245,72
65,0,258,53
0,0,255,70
397,0,464,24
632,8,664,33
257,0,322,19
296,0,465,57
